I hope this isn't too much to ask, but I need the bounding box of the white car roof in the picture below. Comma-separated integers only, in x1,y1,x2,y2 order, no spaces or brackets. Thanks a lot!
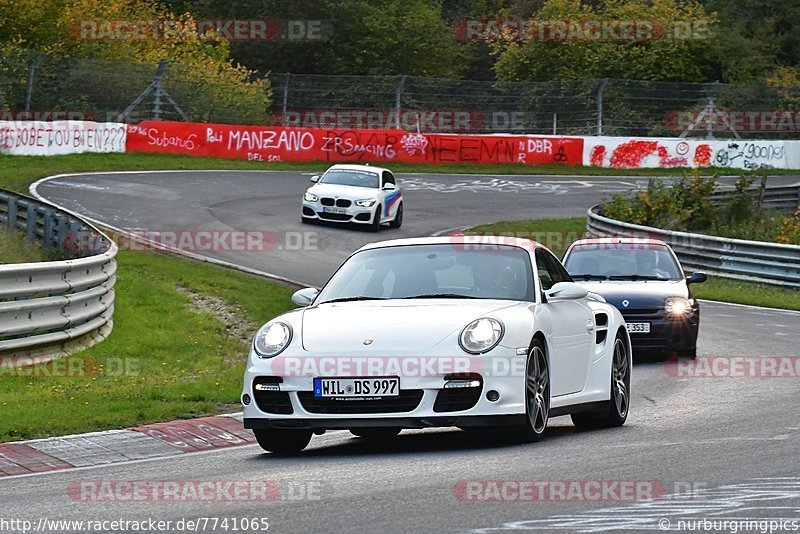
325,163,389,174
356,235,550,254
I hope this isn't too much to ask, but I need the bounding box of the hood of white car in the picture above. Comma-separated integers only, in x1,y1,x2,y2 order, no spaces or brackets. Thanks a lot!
308,183,380,199
301,300,518,352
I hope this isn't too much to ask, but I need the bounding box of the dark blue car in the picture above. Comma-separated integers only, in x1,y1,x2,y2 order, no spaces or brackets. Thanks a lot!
562,238,706,358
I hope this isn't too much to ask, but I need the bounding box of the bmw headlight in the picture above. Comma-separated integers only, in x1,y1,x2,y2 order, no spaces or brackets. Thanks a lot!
665,297,693,316
253,322,292,358
459,318,504,354
355,199,376,207
304,192,318,202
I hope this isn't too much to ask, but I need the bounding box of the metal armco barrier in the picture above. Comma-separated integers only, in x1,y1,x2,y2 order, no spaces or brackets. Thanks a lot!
0,189,117,359
587,201,800,288
711,184,800,213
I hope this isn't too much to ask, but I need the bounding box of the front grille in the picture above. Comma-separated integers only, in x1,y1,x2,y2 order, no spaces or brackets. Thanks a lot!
433,388,482,412
320,197,335,206
318,212,351,221
297,390,423,414
336,199,351,208
621,308,661,316
354,213,371,221
253,377,293,414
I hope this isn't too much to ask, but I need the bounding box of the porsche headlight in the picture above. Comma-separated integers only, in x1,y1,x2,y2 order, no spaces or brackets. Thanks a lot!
253,322,292,358
304,192,318,202
355,199,376,207
459,318,504,354
665,297,693,316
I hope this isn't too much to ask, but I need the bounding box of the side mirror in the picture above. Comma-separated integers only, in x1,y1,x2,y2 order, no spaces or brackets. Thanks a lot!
382,182,396,191
544,281,589,301
292,287,319,307
686,272,707,284
310,175,320,183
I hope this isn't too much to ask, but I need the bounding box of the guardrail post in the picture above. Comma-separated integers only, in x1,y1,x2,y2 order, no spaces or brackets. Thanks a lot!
6,194,17,231
24,52,45,113
42,207,54,250
596,78,609,136
395,75,407,130
26,203,36,241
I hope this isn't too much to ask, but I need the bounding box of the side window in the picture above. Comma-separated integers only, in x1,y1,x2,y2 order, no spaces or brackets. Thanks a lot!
382,171,395,186
535,249,571,290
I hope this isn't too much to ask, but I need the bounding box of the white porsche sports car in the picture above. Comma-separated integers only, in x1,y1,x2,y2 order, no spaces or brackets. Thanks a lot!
301,164,403,231
242,236,631,453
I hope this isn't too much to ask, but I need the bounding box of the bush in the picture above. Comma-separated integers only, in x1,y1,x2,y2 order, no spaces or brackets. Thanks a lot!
601,171,790,243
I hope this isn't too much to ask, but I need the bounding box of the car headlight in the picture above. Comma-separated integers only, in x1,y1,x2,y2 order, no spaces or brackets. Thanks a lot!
253,322,292,358
459,318,504,354
304,192,318,202
355,199,376,207
665,297,693,316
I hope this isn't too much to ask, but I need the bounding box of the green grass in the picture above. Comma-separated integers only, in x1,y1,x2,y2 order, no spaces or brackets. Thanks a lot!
0,250,295,442
469,216,800,310
2,152,793,195
0,228,57,264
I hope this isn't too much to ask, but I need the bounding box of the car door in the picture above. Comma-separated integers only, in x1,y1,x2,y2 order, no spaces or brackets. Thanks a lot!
535,249,593,396
381,170,400,221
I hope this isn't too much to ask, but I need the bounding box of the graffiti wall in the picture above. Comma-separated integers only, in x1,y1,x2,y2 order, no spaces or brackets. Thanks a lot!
2,119,798,170
124,121,585,166
0,121,127,155
583,136,799,170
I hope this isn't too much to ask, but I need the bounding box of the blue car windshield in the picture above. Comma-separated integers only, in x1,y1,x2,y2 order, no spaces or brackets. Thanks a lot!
564,243,682,280
319,169,380,188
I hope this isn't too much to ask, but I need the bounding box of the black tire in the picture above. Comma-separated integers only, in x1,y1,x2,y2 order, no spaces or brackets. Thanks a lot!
350,428,401,439
572,330,630,429
253,429,312,454
369,206,382,232
513,338,549,442
389,203,403,229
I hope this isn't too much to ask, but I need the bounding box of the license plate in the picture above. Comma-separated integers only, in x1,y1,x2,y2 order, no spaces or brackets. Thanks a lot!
313,377,399,398
322,207,348,214
626,322,651,333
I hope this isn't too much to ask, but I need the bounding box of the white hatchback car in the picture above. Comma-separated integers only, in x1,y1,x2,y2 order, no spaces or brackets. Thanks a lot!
301,164,403,231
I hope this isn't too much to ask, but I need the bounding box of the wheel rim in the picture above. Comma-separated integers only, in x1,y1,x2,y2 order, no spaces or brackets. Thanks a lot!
526,346,549,434
612,338,629,417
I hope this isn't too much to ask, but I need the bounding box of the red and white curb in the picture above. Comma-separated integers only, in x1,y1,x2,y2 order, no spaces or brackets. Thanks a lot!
0,413,254,477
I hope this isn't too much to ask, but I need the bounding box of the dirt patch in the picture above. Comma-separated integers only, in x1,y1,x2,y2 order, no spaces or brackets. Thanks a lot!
175,286,256,346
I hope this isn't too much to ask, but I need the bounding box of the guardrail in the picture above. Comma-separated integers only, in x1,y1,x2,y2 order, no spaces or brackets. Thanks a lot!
587,204,800,288
0,189,117,359
711,184,800,213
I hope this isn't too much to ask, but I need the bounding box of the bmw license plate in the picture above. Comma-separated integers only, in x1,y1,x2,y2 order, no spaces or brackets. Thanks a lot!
322,207,348,214
626,322,651,333
313,377,399,398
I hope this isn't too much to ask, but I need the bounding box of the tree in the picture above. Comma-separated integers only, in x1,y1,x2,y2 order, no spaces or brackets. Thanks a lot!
491,0,718,82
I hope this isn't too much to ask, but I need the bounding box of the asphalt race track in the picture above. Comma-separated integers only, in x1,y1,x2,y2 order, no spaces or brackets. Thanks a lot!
8,170,799,533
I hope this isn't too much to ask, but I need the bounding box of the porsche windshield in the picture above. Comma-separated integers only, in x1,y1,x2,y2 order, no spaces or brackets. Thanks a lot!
319,169,380,188
564,243,682,280
317,244,535,302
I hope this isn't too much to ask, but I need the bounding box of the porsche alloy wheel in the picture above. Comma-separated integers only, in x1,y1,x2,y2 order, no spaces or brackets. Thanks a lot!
519,339,549,442
572,331,630,429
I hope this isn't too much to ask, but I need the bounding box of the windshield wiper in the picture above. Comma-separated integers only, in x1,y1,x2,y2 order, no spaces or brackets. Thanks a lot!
319,296,387,304
608,274,664,280
570,273,609,280
401,293,481,299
